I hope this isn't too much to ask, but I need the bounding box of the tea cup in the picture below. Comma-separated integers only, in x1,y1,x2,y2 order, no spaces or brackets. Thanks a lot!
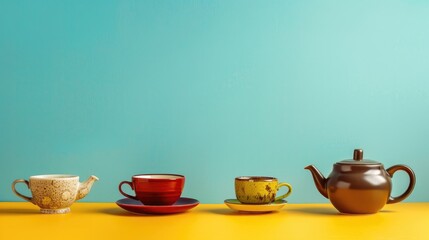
235,176,292,204
119,174,185,205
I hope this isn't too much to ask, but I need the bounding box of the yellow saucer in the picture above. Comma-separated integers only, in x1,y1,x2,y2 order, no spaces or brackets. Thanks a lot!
224,199,287,213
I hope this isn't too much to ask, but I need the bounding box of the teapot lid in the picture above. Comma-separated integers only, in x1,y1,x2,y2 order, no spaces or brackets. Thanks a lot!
337,149,381,165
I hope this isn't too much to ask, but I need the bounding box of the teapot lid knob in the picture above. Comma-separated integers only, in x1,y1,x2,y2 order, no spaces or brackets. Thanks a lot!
353,149,363,161
338,149,379,165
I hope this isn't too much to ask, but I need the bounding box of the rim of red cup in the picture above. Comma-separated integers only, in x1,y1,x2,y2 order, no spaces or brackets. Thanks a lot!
132,174,185,180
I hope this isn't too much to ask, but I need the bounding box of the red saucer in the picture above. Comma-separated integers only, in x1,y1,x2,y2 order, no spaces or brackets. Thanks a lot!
116,197,199,214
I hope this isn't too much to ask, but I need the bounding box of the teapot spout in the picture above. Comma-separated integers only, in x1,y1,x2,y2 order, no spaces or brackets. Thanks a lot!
304,165,328,199
76,175,99,201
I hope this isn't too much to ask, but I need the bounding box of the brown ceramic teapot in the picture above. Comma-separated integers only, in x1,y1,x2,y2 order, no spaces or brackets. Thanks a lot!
305,149,416,214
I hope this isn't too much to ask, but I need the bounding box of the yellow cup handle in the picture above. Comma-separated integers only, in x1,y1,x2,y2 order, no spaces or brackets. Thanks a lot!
275,182,292,201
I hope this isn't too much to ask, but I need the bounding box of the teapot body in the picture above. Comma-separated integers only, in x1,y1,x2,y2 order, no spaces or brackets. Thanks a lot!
305,149,416,214
12,175,99,214
327,164,391,214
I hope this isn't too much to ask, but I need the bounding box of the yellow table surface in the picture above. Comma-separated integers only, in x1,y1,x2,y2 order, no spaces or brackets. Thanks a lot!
1,202,428,240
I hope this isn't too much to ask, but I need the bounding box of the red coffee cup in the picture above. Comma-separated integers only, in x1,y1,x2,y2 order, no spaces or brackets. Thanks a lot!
119,174,185,205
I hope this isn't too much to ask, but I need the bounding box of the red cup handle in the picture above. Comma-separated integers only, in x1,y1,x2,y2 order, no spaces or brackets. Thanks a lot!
118,181,138,200
386,165,416,204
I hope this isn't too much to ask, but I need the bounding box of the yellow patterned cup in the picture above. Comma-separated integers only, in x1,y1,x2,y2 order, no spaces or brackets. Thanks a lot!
235,176,292,204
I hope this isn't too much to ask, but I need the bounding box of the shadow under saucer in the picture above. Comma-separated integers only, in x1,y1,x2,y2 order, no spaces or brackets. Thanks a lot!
205,208,277,216
97,207,188,217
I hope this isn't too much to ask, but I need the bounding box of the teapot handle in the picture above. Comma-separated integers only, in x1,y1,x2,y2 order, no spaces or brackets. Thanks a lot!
11,179,33,203
386,165,416,204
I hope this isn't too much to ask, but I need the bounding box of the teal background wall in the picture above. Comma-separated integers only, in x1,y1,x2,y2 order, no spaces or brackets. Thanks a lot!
1,0,428,203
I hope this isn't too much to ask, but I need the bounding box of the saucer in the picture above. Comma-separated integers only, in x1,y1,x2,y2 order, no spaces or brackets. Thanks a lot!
224,199,287,213
116,197,199,215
